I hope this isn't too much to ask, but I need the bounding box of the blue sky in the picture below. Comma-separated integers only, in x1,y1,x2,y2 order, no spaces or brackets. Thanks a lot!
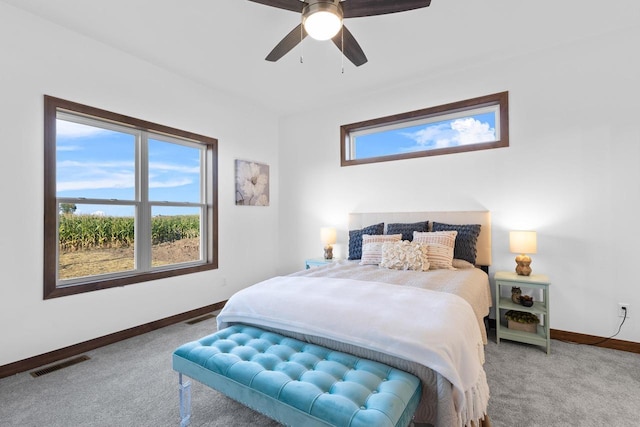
56,119,201,216
354,112,497,159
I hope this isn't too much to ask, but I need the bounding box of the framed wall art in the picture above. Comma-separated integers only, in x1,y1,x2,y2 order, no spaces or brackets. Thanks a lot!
235,159,269,206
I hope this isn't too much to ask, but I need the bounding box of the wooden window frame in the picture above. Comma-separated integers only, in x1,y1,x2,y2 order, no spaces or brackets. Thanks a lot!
43,96,218,299
341,91,509,166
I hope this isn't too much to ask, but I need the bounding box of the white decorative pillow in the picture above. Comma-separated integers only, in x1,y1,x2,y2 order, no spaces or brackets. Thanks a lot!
380,240,430,271
413,231,458,270
359,234,402,265
425,244,456,270
413,230,458,247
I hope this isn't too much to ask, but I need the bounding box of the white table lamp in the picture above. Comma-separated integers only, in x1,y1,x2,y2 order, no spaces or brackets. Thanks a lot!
320,227,337,260
509,231,537,276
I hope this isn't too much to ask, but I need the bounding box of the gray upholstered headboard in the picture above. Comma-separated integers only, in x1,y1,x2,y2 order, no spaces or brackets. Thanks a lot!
348,211,492,266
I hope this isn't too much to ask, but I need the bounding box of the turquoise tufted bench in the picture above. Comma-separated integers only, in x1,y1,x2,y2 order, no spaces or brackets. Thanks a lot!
172,324,422,427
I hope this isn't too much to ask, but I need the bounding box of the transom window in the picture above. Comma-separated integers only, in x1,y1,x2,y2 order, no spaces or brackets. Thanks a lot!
341,92,509,166
44,96,218,299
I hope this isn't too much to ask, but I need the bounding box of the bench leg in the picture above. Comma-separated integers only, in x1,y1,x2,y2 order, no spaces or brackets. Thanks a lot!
178,373,192,427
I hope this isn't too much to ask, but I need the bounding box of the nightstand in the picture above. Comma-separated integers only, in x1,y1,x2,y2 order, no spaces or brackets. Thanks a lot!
495,271,551,354
304,258,338,269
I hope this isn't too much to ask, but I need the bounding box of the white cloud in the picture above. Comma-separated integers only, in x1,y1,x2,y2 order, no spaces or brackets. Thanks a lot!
56,119,109,138
147,162,198,189
401,123,451,149
57,160,133,169
56,145,83,152
57,159,195,192
57,176,134,192
149,161,200,175
57,160,135,192
400,118,495,152
450,117,496,145
149,178,193,188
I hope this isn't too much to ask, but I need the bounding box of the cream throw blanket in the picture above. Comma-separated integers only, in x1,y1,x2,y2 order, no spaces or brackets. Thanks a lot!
217,276,489,426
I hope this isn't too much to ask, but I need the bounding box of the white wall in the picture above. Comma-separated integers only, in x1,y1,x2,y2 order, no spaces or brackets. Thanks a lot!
278,25,640,343
0,4,279,366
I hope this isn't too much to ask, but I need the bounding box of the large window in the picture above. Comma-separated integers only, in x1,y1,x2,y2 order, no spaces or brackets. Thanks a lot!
341,92,509,166
44,96,218,299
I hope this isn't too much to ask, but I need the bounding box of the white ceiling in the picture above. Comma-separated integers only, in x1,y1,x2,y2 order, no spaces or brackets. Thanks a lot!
3,0,636,116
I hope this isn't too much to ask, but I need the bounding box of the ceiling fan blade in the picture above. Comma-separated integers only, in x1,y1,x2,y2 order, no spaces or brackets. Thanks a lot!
266,24,308,62
247,0,305,13
332,25,367,67
342,0,431,18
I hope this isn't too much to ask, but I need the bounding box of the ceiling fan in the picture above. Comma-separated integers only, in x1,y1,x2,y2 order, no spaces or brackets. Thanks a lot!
248,0,432,67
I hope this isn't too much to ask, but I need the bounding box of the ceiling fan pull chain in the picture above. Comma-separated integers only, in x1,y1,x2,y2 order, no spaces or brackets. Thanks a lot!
300,19,304,64
341,27,344,74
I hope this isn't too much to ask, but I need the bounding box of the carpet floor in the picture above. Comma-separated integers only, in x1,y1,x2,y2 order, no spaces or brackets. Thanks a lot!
1,314,638,427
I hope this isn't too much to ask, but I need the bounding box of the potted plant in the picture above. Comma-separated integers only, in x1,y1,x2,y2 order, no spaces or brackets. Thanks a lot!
505,310,540,333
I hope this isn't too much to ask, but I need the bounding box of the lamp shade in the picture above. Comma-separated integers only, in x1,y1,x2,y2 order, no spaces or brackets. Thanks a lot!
320,227,337,245
509,231,537,254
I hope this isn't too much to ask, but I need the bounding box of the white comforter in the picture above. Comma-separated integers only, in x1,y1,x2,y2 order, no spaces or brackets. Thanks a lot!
217,275,489,426
291,260,492,344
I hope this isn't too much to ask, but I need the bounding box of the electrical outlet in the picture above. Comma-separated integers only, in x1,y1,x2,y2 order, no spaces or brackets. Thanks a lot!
618,303,630,318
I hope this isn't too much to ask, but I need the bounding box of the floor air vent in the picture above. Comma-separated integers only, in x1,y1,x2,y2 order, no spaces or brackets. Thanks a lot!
30,355,90,378
186,314,215,325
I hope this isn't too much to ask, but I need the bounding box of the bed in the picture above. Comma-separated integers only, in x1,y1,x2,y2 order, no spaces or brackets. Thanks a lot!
217,211,492,427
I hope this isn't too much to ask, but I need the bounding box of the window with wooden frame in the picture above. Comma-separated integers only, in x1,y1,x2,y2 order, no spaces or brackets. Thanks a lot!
44,96,218,299
341,92,509,166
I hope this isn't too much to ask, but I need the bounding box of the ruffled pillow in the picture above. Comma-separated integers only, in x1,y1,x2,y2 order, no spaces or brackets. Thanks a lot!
380,240,430,271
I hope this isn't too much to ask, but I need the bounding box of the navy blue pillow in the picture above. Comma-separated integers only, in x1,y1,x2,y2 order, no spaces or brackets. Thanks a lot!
386,221,429,242
348,223,384,260
432,222,481,265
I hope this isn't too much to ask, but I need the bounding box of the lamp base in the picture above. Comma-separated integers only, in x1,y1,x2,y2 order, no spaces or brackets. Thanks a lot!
324,245,333,260
515,254,532,276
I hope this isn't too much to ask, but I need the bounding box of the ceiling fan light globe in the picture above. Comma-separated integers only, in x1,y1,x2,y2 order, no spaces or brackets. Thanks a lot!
303,2,343,41
304,11,342,40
